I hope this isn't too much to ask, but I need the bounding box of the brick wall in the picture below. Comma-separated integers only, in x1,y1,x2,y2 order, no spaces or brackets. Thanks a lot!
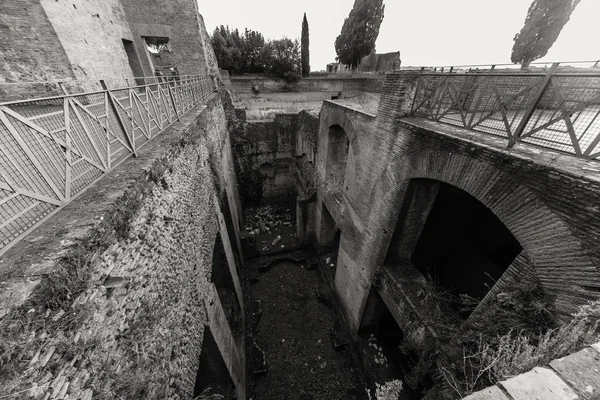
120,0,219,77
0,94,246,399
314,71,600,333
0,0,77,100
230,75,384,95
40,0,137,91
1,0,217,102
232,113,298,204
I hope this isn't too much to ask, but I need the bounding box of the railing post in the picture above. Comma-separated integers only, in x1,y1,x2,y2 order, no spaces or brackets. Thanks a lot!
168,81,180,121
509,62,559,148
100,79,137,157
58,82,69,95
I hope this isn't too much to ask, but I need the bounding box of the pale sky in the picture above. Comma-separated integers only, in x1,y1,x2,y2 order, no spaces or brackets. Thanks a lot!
197,0,600,71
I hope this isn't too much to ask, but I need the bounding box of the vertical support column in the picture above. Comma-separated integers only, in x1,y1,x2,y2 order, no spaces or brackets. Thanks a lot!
296,200,305,243
316,202,337,248
387,180,440,262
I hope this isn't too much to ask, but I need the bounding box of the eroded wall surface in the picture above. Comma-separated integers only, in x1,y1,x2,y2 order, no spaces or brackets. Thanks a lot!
0,0,77,100
231,75,383,120
1,0,218,101
0,94,246,399
40,0,137,90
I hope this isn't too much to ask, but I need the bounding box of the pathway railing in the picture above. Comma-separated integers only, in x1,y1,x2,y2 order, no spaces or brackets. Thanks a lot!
0,74,216,254
410,63,600,160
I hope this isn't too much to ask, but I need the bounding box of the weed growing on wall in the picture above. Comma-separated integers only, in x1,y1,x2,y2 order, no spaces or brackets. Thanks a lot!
408,271,600,398
0,186,144,391
440,299,600,397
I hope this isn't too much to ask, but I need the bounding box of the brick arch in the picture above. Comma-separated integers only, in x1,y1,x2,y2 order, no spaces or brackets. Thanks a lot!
321,111,360,168
369,150,600,319
321,108,359,149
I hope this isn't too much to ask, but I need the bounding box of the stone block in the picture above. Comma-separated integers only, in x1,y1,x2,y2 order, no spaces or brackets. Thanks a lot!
462,386,509,400
500,367,579,400
550,347,600,399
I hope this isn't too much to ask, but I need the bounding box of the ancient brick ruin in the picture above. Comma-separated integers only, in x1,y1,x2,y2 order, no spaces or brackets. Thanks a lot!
1,1,600,400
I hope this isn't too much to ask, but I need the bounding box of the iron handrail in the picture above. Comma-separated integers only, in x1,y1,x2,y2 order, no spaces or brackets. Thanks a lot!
410,63,600,160
0,74,217,254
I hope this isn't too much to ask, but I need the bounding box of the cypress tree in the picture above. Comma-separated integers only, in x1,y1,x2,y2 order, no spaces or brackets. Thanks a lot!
512,0,581,68
301,13,310,77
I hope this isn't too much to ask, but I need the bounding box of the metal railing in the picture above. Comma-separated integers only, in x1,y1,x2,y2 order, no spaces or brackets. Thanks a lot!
0,74,216,254
410,63,600,159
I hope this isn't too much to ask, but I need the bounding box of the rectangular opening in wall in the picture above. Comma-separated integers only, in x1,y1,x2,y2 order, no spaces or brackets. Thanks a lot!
220,191,243,278
358,287,433,397
194,326,236,399
212,232,243,341
143,36,178,77
121,39,145,86
319,204,340,282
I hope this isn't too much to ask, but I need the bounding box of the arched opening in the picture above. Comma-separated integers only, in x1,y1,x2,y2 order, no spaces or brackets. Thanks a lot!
385,179,522,316
326,125,349,194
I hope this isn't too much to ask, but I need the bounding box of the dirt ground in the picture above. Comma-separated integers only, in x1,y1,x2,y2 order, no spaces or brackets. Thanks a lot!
249,260,369,400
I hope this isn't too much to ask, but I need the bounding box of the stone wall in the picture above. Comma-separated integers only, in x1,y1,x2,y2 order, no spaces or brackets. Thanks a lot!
0,0,218,101
231,75,384,120
0,94,246,399
294,111,320,243
232,113,298,204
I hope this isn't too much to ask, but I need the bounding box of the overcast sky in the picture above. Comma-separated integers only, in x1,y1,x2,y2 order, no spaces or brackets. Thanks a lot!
197,0,600,71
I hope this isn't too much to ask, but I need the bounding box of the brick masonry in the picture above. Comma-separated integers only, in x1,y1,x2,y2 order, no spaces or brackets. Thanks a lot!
0,94,246,399
315,72,600,334
0,0,77,100
1,0,218,101
120,0,220,77
40,0,137,92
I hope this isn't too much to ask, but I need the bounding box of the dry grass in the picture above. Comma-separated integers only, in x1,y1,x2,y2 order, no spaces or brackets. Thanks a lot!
440,299,600,398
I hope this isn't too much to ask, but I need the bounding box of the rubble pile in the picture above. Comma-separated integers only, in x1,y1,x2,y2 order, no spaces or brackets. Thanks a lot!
244,205,294,236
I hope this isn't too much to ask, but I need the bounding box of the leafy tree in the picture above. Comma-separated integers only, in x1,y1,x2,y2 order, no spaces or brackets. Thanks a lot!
511,0,581,68
263,38,302,82
335,0,385,70
243,29,267,73
211,26,243,73
301,13,310,77
211,27,301,81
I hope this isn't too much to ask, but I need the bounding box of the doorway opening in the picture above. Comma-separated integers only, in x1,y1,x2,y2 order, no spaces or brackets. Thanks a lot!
122,39,145,86
358,288,431,399
212,232,243,340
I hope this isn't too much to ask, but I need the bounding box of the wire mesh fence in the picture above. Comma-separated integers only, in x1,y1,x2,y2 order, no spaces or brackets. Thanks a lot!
0,74,216,253
410,64,600,160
